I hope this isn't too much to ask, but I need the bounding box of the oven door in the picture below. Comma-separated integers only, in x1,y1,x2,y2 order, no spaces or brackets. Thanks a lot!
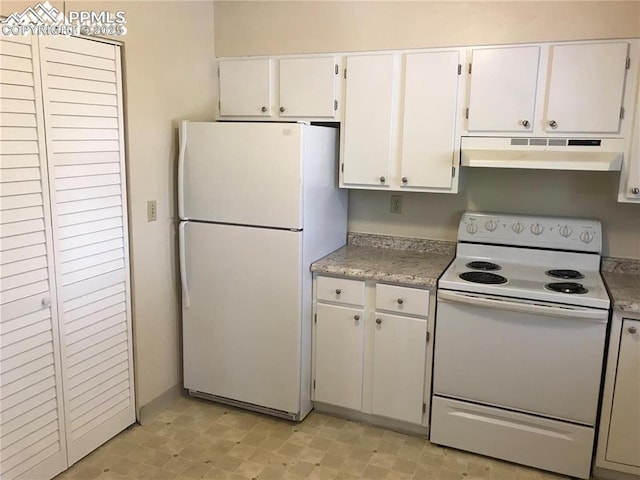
433,290,608,425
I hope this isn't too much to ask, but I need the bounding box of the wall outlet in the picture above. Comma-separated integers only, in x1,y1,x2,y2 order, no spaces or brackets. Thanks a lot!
390,195,402,214
147,200,157,222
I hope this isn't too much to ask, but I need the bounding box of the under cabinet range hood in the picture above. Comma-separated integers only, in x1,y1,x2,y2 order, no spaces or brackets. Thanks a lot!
461,137,624,171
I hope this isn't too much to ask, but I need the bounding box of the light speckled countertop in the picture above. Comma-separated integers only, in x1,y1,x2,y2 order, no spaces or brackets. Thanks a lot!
312,234,640,313
311,234,454,288
602,257,640,314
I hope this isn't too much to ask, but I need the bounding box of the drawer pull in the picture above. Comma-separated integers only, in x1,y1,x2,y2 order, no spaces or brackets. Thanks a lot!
376,318,382,325
353,314,360,321
335,288,342,295
397,298,404,305
629,326,637,334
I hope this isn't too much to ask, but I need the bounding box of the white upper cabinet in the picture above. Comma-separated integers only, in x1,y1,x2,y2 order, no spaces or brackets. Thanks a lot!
219,59,273,117
466,46,540,133
342,54,396,187
341,50,464,193
545,42,629,134
279,57,337,118
619,77,640,202
401,51,461,189
465,41,634,137
218,56,338,119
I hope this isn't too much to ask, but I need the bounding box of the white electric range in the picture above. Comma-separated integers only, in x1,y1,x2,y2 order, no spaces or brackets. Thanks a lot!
431,212,610,480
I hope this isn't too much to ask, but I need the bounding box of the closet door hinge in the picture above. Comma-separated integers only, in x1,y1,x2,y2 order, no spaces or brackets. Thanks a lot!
457,64,462,75
468,63,472,74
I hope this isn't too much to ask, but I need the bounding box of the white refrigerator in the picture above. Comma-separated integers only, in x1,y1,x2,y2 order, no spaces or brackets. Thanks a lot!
178,121,347,420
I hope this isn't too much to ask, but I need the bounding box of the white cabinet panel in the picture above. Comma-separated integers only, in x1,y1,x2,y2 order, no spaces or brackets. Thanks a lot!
316,276,365,306
605,319,640,467
545,42,629,133
279,57,336,118
0,36,67,480
375,283,429,317
371,313,427,424
342,54,395,186
401,51,460,189
467,46,540,132
39,35,135,466
314,303,364,411
219,59,272,117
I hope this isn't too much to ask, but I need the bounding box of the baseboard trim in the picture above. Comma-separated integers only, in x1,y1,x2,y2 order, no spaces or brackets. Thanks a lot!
592,466,640,480
138,384,185,425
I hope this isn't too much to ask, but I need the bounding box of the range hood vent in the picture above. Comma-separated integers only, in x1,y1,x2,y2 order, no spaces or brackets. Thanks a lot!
461,137,624,171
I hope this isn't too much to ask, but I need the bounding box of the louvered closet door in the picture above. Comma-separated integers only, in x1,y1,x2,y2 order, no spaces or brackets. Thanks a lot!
38,35,135,465
0,35,68,480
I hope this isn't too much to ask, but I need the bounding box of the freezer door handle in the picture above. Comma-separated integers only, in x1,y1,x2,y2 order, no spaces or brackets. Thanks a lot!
437,290,608,322
179,222,191,309
178,120,188,220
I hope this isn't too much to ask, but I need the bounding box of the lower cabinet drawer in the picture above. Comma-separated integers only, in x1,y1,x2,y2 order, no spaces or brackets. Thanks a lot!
430,396,594,479
317,276,365,306
375,283,429,317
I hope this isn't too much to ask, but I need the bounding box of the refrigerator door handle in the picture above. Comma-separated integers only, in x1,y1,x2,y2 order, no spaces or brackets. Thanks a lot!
179,221,191,309
178,120,188,220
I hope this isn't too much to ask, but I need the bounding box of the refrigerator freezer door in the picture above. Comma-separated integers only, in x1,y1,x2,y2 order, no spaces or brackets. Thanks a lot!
180,122,304,229
182,221,303,414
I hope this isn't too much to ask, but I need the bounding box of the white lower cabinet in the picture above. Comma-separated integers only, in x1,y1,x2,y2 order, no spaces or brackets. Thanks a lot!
312,275,432,427
595,313,640,476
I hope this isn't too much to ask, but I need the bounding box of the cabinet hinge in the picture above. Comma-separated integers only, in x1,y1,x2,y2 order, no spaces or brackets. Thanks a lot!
452,167,456,178
341,163,344,173
465,107,469,119
457,64,462,75
426,331,431,343
422,403,427,413
218,100,221,112
626,57,631,69
468,63,472,74
335,64,339,75
620,106,625,119
313,380,316,389
344,68,347,79
314,313,317,324
334,100,338,111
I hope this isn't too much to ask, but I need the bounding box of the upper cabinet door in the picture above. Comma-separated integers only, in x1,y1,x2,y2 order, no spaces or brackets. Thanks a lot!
279,57,337,118
219,59,272,117
401,51,460,189
342,54,396,187
545,42,629,134
467,46,540,132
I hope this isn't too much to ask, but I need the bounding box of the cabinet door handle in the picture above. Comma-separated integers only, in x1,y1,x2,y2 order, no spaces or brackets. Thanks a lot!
41,296,51,308
279,106,285,113
335,288,341,295
379,176,386,183
521,120,530,128
397,298,404,305
376,318,382,325
548,120,558,128
261,106,267,113
401,177,408,184
353,314,360,321
629,326,637,334
632,187,639,195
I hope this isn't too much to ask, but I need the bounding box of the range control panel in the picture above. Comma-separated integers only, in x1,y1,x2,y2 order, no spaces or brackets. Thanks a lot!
458,212,602,253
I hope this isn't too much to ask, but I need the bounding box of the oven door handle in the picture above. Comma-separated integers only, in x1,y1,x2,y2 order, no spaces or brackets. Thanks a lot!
437,290,608,322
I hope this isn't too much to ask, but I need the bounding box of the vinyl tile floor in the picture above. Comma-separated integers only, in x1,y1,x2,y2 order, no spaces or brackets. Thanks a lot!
54,396,574,480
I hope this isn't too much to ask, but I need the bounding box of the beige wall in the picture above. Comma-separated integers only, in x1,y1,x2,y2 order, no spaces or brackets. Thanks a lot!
215,0,640,259
1,1,217,412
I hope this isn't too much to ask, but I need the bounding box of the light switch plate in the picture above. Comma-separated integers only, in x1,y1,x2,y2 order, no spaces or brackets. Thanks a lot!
147,200,157,222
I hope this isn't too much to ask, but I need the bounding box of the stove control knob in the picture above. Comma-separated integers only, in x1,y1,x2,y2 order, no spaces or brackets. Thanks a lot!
530,223,544,236
579,231,594,244
485,219,498,232
559,225,573,238
511,222,524,234
466,222,478,235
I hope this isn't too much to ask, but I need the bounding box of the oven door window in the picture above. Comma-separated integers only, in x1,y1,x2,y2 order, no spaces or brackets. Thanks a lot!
433,291,607,425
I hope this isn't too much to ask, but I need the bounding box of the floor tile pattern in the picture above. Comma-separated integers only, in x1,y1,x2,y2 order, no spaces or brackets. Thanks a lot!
55,396,574,480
